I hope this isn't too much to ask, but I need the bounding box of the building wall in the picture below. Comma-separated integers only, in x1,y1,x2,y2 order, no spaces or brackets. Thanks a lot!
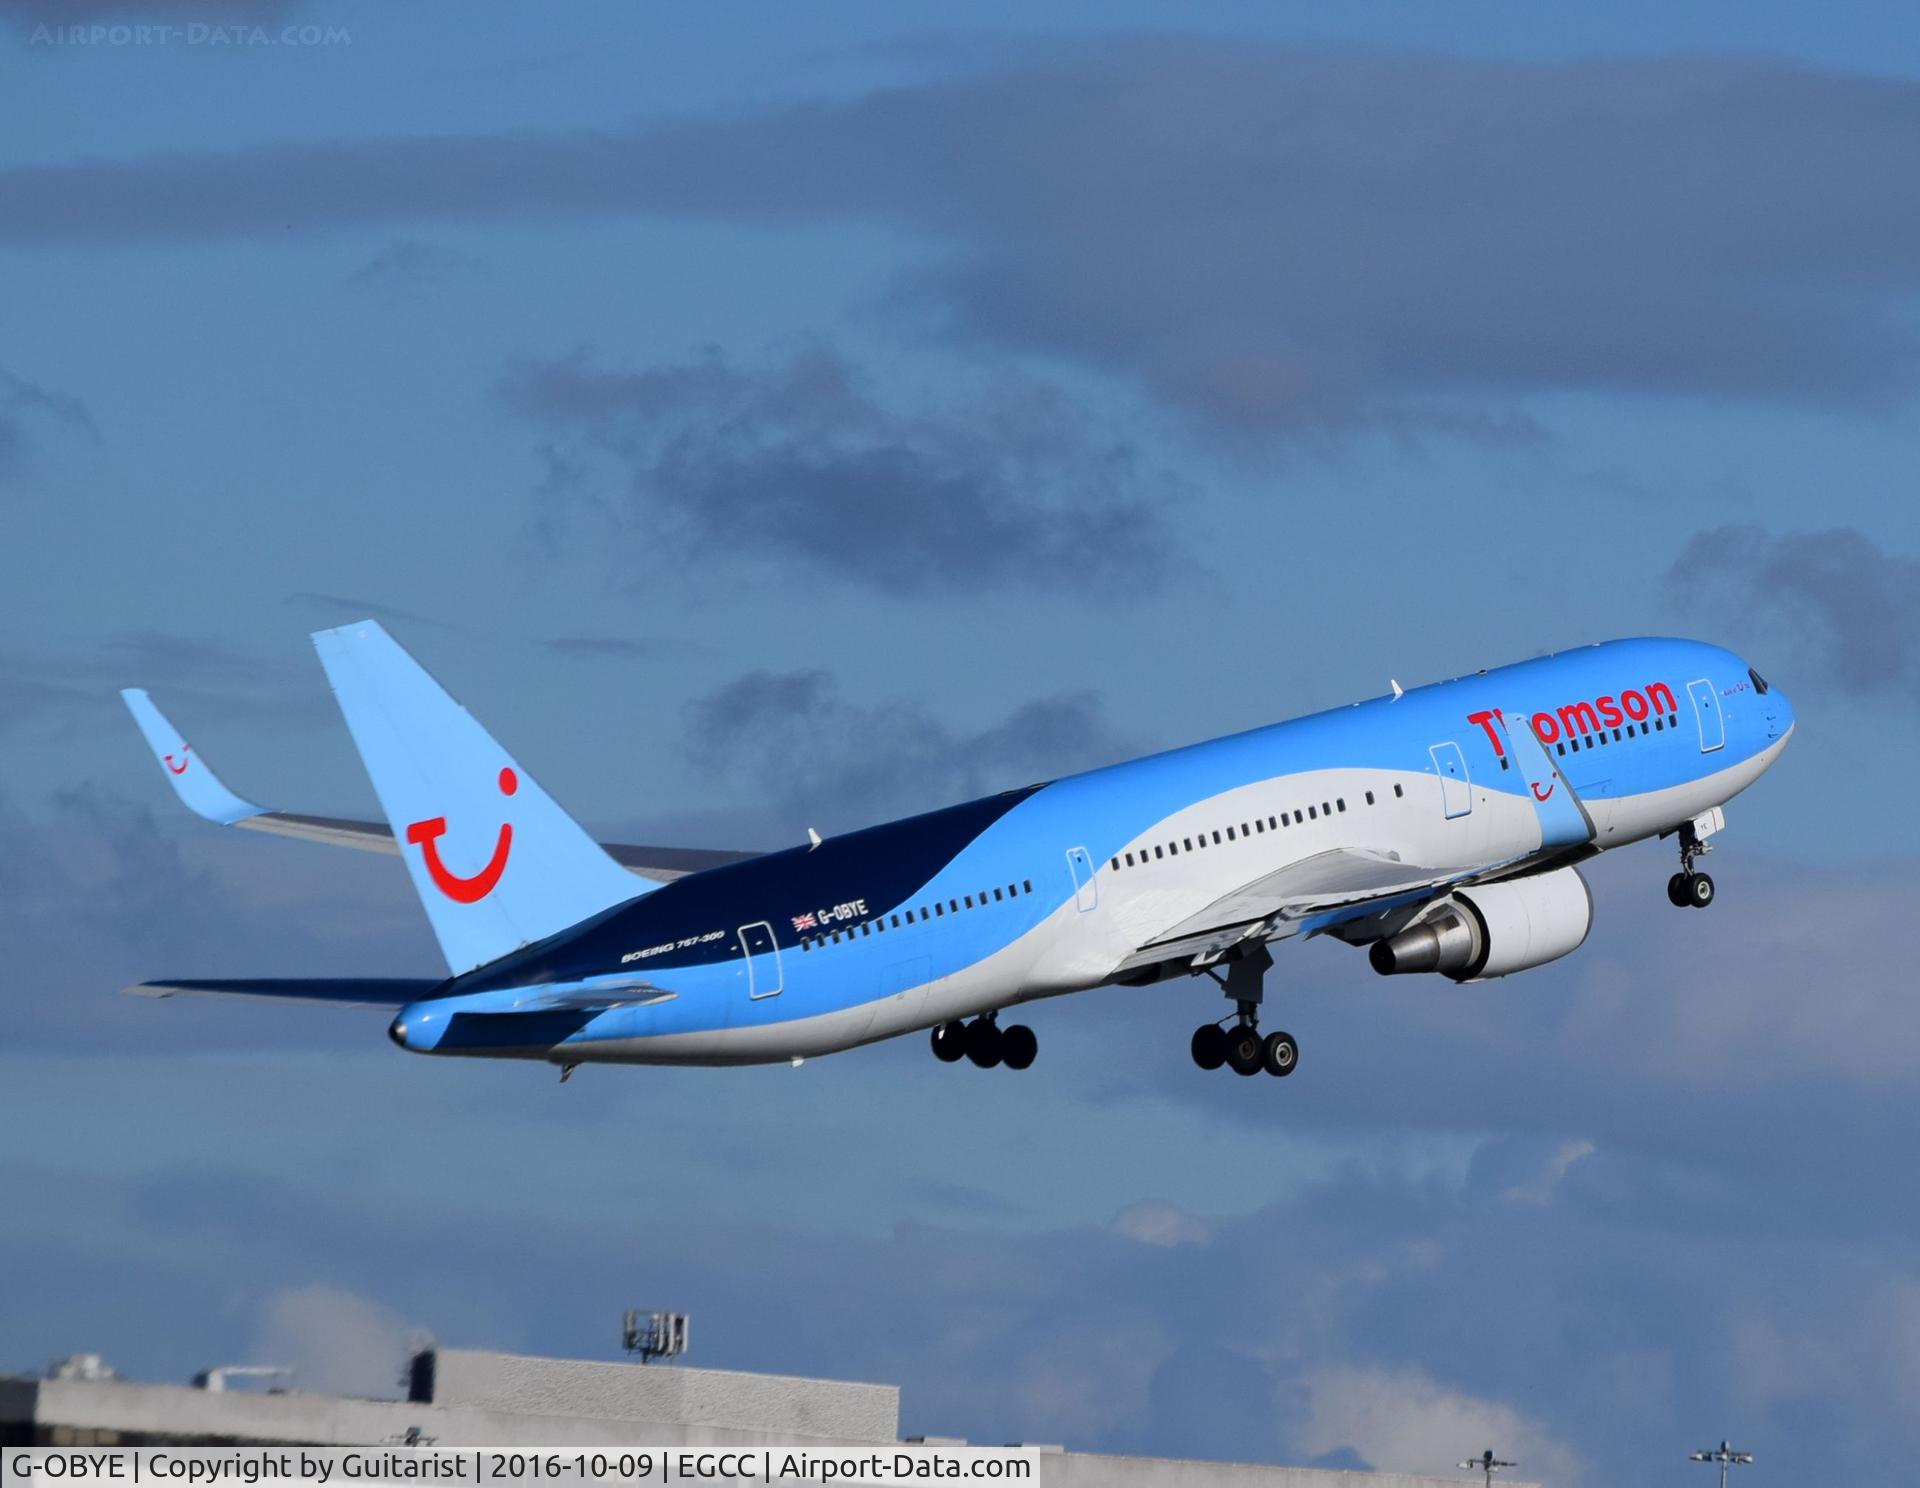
421,1349,898,1444
2,1353,1541,1488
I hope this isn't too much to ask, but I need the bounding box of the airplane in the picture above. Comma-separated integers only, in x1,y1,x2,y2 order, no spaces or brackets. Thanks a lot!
121,624,1793,1081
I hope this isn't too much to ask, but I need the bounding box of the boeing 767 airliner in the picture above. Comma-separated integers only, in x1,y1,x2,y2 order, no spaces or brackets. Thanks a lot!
122,625,1792,1081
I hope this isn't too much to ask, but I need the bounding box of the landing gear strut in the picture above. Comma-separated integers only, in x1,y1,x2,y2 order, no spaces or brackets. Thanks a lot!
1667,821,1716,909
930,1014,1037,1070
1190,945,1297,1080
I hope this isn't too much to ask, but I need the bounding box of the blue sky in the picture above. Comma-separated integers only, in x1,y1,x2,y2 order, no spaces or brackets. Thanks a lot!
4,3,1920,1483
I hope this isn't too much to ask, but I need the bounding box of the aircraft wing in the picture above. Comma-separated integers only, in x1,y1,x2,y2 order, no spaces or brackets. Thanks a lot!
1111,846,1512,975
120,689,757,884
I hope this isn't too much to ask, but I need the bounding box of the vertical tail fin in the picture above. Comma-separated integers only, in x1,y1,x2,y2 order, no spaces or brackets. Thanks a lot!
312,622,647,974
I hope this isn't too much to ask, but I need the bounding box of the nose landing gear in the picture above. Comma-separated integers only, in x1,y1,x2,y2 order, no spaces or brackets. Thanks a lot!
1667,818,1716,908
1189,944,1297,1080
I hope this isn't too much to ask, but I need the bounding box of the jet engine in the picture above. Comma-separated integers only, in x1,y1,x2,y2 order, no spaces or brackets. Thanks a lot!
1368,866,1592,982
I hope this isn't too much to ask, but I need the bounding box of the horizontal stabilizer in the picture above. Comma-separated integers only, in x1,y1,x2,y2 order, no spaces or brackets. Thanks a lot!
127,978,440,1007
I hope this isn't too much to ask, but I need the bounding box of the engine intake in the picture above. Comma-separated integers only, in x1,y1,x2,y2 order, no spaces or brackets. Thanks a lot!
1369,866,1593,982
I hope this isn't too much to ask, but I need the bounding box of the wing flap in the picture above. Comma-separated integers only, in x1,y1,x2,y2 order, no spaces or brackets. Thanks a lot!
1113,846,1522,975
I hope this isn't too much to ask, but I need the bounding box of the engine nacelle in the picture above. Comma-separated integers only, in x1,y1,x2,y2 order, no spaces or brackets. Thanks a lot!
1368,867,1593,982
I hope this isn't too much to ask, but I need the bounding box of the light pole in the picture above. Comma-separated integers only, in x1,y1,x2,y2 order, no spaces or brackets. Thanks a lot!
1689,1440,1754,1488
1457,1449,1515,1488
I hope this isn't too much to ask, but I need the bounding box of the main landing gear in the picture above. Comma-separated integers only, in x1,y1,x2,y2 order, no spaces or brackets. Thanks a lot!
1189,944,1297,1079
1666,820,1716,909
931,1014,1036,1071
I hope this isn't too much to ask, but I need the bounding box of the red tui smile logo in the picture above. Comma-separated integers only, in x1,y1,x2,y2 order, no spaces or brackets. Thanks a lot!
164,747,190,775
406,768,518,903
1531,779,1556,802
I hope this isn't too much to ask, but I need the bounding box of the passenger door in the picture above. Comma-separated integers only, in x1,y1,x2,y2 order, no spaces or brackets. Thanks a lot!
1066,845,1099,912
1687,678,1726,753
737,920,783,999
1429,741,1472,819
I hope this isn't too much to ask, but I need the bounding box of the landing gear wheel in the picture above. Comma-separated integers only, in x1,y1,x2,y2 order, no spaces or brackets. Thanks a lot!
1667,872,1690,908
964,1018,1003,1069
1262,1030,1299,1078
1687,872,1715,908
1000,1024,1037,1070
930,1022,967,1063
1225,1026,1265,1077
1191,1024,1228,1071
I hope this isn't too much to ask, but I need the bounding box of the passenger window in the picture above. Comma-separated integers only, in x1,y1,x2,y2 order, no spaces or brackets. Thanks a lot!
1366,791,1375,805
1125,852,1135,867
1556,742,1566,756
861,923,871,936
964,895,974,909
1184,838,1194,851
1226,827,1236,841
934,904,944,918
1241,822,1251,836
1023,879,1033,894
1613,728,1621,741
1393,785,1403,798
1322,802,1330,815
993,887,1004,902
1254,820,1264,834
1007,884,1017,898
1212,831,1222,844
1308,806,1317,820
1336,799,1346,812
1110,857,1119,871
950,899,960,913
1268,816,1277,829
1154,846,1164,860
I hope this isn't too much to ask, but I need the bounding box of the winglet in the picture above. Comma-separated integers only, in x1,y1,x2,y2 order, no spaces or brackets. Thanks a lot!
119,689,264,826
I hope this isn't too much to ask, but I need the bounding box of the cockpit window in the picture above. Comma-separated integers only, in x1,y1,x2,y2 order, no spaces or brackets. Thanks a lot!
1748,667,1770,695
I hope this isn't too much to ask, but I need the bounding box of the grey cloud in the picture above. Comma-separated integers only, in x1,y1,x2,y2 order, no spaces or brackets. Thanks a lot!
502,344,1189,597
288,590,451,631
543,634,682,660
1667,524,1920,700
7,48,1920,431
338,239,485,301
0,626,323,739
0,784,430,1053
0,369,96,485
683,667,1138,830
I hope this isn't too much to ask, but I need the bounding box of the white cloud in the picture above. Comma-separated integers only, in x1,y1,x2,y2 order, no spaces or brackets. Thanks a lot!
1111,1202,1211,1248
251,1284,423,1399
1498,1141,1596,1207
1295,1364,1583,1486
